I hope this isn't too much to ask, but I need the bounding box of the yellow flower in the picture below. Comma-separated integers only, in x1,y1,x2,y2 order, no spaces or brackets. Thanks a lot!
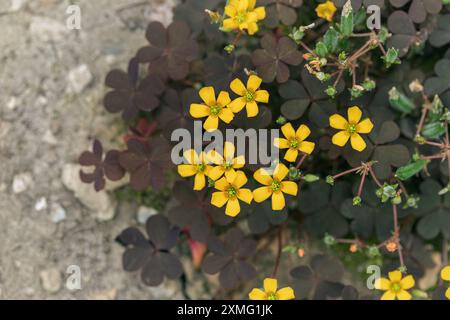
375,270,415,300
274,123,315,162
441,266,450,300
329,106,374,152
207,141,246,182
177,149,212,191
211,171,253,217
190,87,235,132
229,75,269,118
253,163,298,211
316,0,337,22
224,0,266,35
249,278,295,300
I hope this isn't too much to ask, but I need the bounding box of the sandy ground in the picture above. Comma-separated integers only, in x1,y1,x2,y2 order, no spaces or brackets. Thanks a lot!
0,0,184,299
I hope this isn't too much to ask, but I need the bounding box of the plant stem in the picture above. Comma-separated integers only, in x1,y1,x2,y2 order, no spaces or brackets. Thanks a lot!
392,204,405,271
271,227,283,278
332,166,362,179
296,153,308,169
369,167,383,188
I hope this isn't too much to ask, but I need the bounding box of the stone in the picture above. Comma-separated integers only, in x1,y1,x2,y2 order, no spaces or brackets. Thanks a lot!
34,197,48,211
0,121,11,139
67,64,93,94
42,129,58,145
29,16,68,42
6,97,17,110
10,0,27,12
12,172,33,194
88,288,118,300
40,268,62,293
137,206,158,224
50,203,66,223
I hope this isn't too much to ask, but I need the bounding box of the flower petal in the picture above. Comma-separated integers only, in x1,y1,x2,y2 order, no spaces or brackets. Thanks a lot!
299,141,315,155
247,75,262,92
194,173,206,190
253,187,272,202
247,22,258,35
190,104,210,118
273,163,289,181
284,148,298,162
225,198,241,217
223,18,239,30
350,133,367,152
274,138,289,149
223,141,236,160
296,125,311,141
211,191,228,208
332,131,350,147
276,287,295,300
281,181,298,196
199,87,216,106
225,5,237,18
237,188,253,204
183,149,199,164
329,114,348,130
254,90,269,103
230,78,247,96
396,290,412,300
400,275,415,290
374,277,390,290
209,165,225,181
264,278,277,293
348,106,362,124
249,288,266,300
233,170,248,188
217,91,231,107
204,115,219,132
254,168,272,185
272,192,285,210
237,0,249,12
281,123,296,140
446,287,450,300
254,7,266,20
224,168,237,183
246,100,259,117
177,164,197,177
229,97,247,113
441,266,450,281
357,118,374,134
380,290,396,300
214,177,230,191
388,271,402,282
232,156,245,168
219,107,234,124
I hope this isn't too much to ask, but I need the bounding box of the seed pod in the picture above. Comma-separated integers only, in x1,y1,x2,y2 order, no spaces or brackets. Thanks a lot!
389,87,415,114
422,121,445,139
395,159,427,181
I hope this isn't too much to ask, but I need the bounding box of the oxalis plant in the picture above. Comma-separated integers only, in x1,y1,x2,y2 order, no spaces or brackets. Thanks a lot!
79,0,450,300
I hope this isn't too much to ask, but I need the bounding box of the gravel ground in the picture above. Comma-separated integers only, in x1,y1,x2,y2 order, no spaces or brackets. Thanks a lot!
0,0,183,299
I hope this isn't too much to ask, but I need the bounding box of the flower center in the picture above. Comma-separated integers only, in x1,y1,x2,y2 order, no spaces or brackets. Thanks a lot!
390,282,401,293
289,139,299,149
196,164,206,173
227,186,237,199
271,180,282,192
346,123,357,135
245,90,255,102
236,12,247,23
223,162,233,170
210,105,221,116
267,292,278,300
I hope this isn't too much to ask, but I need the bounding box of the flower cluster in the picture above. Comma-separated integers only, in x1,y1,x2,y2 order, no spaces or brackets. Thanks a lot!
223,0,266,36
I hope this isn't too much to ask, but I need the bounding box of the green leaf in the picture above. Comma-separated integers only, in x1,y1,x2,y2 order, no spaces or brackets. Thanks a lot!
422,122,445,139
323,28,339,53
315,41,329,58
388,87,416,114
340,0,354,37
395,159,427,181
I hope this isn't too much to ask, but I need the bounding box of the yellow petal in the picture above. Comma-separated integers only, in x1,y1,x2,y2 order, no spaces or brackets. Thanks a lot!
177,164,197,177
233,170,248,188
232,156,245,168
237,0,249,12
253,187,272,202
350,133,367,152
217,91,231,107
223,18,239,30
230,78,247,96
272,192,285,210
380,290,396,300
348,106,362,124
209,165,225,181
224,168,237,183
254,168,272,185
388,271,402,282
332,131,350,147
237,188,253,204
441,266,450,281
254,7,266,20
329,114,348,130
225,198,240,217
224,5,237,18
374,277,390,290
255,90,269,103
357,118,374,134
215,177,230,191
204,115,219,132
199,87,216,106
400,275,415,290
445,287,450,300
246,100,259,117
284,148,299,162
247,22,258,35
190,103,210,118
223,141,236,160
194,173,206,190
247,75,262,92
219,107,234,124
229,97,246,113
206,149,224,165
274,138,289,149
296,124,311,141
273,163,289,181
249,288,266,300
183,149,199,164
264,278,277,293
246,11,258,23
276,287,295,300
396,290,412,300
247,0,256,10
281,181,298,196
299,141,315,155
281,123,296,140
211,191,228,208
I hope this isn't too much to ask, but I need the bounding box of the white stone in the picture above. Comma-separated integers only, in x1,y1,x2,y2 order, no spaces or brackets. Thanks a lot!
42,129,58,145
88,288,117,300
12,173,33,194
40,268,62,293
7,97,17,110
0,120,11,139
67,64,93,94
10,0,26,12
34,197,48,211
29,16,68,42
50,203,66,223
137,206,158,224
